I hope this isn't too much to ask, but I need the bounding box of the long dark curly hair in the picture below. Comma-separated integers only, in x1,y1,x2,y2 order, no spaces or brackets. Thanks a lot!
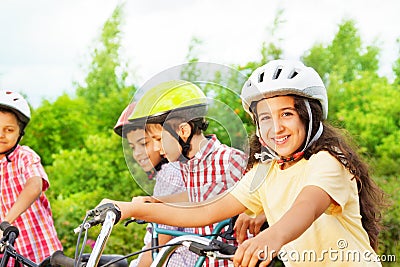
247,95,386,251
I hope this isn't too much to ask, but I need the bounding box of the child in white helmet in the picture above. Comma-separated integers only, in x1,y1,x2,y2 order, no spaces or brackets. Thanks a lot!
0,90,62,266
101,61,385,267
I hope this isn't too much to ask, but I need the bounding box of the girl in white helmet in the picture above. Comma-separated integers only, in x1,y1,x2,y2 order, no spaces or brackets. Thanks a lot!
100,60,385,267
0,90,62,266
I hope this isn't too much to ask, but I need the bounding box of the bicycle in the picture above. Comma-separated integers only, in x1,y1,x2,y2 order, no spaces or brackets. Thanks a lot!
50,203,259,267
0,203,128,267
1,204,277,267
129,218,232,267
124,217,282,267
59,203,278,267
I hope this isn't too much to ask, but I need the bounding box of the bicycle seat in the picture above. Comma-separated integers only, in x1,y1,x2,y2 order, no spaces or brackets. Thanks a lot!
81,254,128,267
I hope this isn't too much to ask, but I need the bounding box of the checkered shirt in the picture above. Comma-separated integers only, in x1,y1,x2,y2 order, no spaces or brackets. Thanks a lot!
180,135,247,267
0,145,62,266
131,162,198,267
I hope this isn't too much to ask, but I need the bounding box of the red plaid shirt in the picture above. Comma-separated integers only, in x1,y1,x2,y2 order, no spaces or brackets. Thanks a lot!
180,135,247,267
0,145,62,266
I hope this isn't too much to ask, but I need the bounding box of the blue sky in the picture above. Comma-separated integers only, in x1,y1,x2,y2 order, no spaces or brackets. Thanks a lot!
0,0,399,107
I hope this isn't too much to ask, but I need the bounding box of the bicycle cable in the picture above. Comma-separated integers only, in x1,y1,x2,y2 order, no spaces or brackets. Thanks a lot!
97,231,236,267
74,212,90,267
98,242,184,267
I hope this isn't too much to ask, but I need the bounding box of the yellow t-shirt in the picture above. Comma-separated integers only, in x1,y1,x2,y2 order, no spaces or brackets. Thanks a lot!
230,151,382,267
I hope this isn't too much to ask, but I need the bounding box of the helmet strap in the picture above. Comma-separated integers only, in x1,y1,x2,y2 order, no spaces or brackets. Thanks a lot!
162,123,192,162
301,99,323,152
254,145,279,163
145,158,168,180
0,134,23,162
145,169,156,180
277,151,304,170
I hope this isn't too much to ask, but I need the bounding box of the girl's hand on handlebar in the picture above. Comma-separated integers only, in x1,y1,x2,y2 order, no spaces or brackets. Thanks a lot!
233,228,281,267
234,213,267,244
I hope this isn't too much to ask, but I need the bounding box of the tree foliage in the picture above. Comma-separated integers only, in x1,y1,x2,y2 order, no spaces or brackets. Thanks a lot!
22,94,89,165
76,3,134,133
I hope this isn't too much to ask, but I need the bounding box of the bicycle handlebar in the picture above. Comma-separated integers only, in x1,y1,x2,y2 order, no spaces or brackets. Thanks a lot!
74,203,121,234
208,239,237,255
150,235,239,267
0,221,19,239
0,204,124,267
50,251,84,267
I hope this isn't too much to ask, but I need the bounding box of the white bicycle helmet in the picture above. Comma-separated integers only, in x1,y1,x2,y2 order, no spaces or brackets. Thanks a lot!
241,60,327,163
241,59,328,120
0,90,31,128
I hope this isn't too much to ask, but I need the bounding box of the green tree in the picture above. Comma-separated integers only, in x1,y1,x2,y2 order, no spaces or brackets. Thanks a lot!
303,19,380,84
393,38,400,85
44,4,143,255
47,132,147,256
22,94,89,165
75,3,134,132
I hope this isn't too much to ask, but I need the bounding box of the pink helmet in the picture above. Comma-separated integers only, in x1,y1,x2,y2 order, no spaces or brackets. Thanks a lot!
113,102,138,137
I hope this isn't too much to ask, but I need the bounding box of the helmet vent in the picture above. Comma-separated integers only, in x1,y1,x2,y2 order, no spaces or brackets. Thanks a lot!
288,70,298,79
272,67,282,80
258,72,264,83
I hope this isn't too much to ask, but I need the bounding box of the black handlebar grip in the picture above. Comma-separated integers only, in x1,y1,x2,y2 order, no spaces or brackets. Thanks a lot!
209,240,268,267
94,203,122,225
210,239,237,255
111,205,122,225
0,221,19,238
50,250,80,267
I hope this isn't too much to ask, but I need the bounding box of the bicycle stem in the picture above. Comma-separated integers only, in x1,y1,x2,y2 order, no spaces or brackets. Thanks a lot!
86,211,117,267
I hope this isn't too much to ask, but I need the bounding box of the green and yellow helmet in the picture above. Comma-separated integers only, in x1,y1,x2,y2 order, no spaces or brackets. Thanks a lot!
130,80,208,161
129,80,208,124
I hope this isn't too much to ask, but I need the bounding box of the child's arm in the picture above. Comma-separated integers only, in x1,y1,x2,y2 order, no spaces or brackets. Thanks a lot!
150,191,189,203
4,176,43,223
101,192,246,227
233,185,332,267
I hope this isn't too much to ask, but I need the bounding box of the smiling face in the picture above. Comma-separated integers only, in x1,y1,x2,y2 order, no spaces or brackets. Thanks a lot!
126,128,162,172
0,111,20,159
256,95,306,158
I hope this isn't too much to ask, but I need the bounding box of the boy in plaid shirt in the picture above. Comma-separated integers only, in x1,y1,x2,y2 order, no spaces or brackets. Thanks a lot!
0,90,62,266
114,103,197,267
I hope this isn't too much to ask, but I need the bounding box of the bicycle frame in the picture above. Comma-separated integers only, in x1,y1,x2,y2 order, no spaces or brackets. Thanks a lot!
51,205,233,267
49,203,126,267
150,235,215,267
85,210,118,267
149,218,231,267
